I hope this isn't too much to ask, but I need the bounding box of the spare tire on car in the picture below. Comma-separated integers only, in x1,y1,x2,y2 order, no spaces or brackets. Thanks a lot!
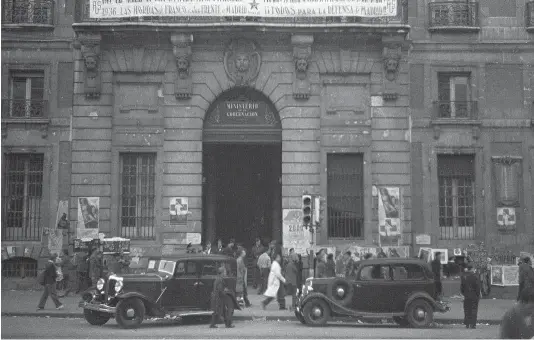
326,278,354,306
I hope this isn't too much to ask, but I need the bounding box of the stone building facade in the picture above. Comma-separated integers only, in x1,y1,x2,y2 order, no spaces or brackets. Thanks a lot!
1,0,534,281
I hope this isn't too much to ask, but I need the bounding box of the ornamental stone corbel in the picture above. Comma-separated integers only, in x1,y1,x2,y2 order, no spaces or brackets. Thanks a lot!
74,33,102,100
381,37,405,101
171,33,193,100
291,34,313,100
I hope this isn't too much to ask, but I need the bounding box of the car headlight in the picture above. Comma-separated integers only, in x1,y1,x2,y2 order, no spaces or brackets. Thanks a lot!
114,280,123,293
96,278,105,291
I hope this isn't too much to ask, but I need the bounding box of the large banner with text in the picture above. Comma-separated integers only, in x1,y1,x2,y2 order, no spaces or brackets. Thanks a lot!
89,0,397,19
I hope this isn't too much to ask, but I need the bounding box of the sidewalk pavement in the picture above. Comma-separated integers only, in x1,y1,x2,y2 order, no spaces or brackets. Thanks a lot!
1,289,512,325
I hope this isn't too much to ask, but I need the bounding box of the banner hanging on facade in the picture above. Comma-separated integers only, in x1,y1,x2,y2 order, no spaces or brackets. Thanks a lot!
282,209,311,255
77,197,99,239
89,0,397,19
377,186,401,245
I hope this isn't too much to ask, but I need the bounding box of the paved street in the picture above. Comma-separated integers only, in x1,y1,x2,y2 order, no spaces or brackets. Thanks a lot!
1,316,499,339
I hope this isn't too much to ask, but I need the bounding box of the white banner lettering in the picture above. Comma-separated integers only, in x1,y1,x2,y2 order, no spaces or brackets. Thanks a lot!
89,0,397,19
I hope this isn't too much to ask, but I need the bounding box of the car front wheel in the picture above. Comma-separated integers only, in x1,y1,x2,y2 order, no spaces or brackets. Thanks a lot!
405,299,433,328
302,298,330,327
115,297,146,329
83,309,111,326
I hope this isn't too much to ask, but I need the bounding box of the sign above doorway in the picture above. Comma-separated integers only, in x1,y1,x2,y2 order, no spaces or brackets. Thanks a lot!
206,101,280,127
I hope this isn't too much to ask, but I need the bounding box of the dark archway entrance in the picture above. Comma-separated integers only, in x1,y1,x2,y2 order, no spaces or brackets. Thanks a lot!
202,87,282,249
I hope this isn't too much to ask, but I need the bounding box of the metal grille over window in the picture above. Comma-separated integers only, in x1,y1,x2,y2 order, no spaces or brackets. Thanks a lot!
2,0,55,25
2,154,44,241
120,153,156,239
1,257,38,278
327,154,364,238
438,155,475,240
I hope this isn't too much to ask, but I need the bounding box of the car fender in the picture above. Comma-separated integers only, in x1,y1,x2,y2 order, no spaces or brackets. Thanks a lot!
404,292,440,312
116,291,157,306
300,292,360,316
224,292,242,311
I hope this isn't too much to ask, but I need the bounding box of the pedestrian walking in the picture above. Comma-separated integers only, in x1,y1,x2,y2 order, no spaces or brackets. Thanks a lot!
236,249,251,307
261,253,286,310
461,263,481,329
325,253,336,277
37,254,64,311
209,266,234,328
431,252,443,301
257,250,271,295
251,238,264,290
285,254,298,310
518,257,534,301
89,250,103,286
500,287,534,339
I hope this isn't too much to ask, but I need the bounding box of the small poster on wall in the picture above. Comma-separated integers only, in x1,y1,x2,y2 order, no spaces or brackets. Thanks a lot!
491,265,504,286
282,209,311,255
170,197,189,225
378,187,401,246
77,197,99,239
418,247,432,262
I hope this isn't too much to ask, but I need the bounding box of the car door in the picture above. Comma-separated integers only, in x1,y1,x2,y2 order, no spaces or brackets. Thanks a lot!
162,260,199,310
197,259,220,310
352,264,395,313
390,263,429,313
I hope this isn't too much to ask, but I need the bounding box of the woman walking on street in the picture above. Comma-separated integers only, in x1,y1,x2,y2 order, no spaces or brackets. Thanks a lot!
261,254,286,310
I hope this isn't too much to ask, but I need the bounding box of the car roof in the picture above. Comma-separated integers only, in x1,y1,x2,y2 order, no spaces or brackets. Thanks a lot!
159,253,235,261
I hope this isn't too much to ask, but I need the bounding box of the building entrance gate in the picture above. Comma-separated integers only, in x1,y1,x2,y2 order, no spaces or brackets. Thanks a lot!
202,87,282,249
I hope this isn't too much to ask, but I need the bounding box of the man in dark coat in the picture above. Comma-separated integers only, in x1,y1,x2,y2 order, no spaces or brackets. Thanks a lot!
221,239,236,258
461,263,481,329
37,254,64,310
210,266,234,328
500,287,534,339
251,238,264,289
431,252,443,300
75,251,89,293
518,257,534,301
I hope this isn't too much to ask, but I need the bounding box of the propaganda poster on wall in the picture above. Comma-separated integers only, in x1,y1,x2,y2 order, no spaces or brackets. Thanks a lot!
491,265,504,286
170,197,189,225
77,197,99,239
378,187,401,245
282,209,311,255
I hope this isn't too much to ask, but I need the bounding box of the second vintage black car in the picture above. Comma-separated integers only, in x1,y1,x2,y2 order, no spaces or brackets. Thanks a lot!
295,258,450,328
79,253,240,329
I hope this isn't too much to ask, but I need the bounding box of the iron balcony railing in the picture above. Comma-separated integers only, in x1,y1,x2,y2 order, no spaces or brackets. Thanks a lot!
75,0,408,25
2,0,54,25
433,101,478,120
1,99,48,119
429,2,479,29
527,1,534,30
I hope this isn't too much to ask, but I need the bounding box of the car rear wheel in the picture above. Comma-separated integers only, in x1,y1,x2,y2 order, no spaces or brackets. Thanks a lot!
116,297,146,329
302,298,330,327
405,299,433,328
83,309,111,326
393,316,410,327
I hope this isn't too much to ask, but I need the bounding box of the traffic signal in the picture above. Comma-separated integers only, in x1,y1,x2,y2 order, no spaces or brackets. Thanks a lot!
302,194,312,225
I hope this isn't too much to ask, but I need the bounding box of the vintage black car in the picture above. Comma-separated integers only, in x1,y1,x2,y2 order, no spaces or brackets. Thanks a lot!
295,258,450,328
79,254,240,329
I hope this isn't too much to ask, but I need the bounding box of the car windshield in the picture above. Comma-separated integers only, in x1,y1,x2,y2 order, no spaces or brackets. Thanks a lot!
158,260,176,275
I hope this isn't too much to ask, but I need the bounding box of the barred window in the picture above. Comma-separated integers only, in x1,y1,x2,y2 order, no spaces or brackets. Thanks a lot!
120,153,156,239
438,155,475,240
2,154,44,241
2,257,38,278
327,154,364,238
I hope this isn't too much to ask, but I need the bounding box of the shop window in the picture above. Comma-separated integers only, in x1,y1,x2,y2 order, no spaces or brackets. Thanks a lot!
327,154,364,238
120,153,156,239
435,73,476,119
2,257,38,278
438,155,475,240
2,71,46,118
2,153,44,241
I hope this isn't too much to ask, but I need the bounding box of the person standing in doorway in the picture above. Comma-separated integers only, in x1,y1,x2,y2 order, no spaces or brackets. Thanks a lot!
257,250,271,295
431,252,443,301
37,254,64,311
461,263,481,329
261,254,286,310
236,249,251,308
251,238,264,290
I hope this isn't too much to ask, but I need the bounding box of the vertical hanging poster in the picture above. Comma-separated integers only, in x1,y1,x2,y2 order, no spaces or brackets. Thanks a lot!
77,197,99,239
48,229,64,256
378,187,401,245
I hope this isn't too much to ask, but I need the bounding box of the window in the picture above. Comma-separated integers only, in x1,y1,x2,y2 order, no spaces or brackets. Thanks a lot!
437,73,474,119
429,1,478,28
174,261,198,277
438,155,475,240
392,264,425,281
2,257,37,278
120,153,156,239
2,154,44,241
3,0,54,25
3,71,45,118
327,154,364,238
359,264,392,281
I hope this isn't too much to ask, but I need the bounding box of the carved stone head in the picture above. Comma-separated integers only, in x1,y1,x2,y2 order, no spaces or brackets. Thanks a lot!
177,56,189,73
84,54,98,71
223,38,261,86
295,58,309,73
383,45,401,81
81,42,100,73
235,53,251,73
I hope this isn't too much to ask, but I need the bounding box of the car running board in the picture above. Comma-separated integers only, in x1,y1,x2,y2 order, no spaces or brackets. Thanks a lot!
167,311,214,318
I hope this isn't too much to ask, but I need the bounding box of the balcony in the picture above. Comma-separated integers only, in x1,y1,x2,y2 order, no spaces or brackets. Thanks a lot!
2,99,48,122
73,0,409,32
527,1,534,32
432,101,478,121
428,2,479,32
2,0,54,28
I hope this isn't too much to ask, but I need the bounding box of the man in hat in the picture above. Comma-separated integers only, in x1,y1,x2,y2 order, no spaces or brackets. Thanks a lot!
37,254,64,311
461,263,481,329
209,265,234,328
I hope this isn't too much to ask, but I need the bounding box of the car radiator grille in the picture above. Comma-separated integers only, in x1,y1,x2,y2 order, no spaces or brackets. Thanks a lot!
105,279,116,299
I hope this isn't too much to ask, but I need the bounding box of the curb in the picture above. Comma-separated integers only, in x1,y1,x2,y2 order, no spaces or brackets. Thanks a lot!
1,312,502,325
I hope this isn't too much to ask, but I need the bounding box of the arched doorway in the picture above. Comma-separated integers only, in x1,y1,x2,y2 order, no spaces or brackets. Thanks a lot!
202,87,282,249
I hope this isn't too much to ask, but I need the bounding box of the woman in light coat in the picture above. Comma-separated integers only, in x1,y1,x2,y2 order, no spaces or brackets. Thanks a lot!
261,254,286,310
